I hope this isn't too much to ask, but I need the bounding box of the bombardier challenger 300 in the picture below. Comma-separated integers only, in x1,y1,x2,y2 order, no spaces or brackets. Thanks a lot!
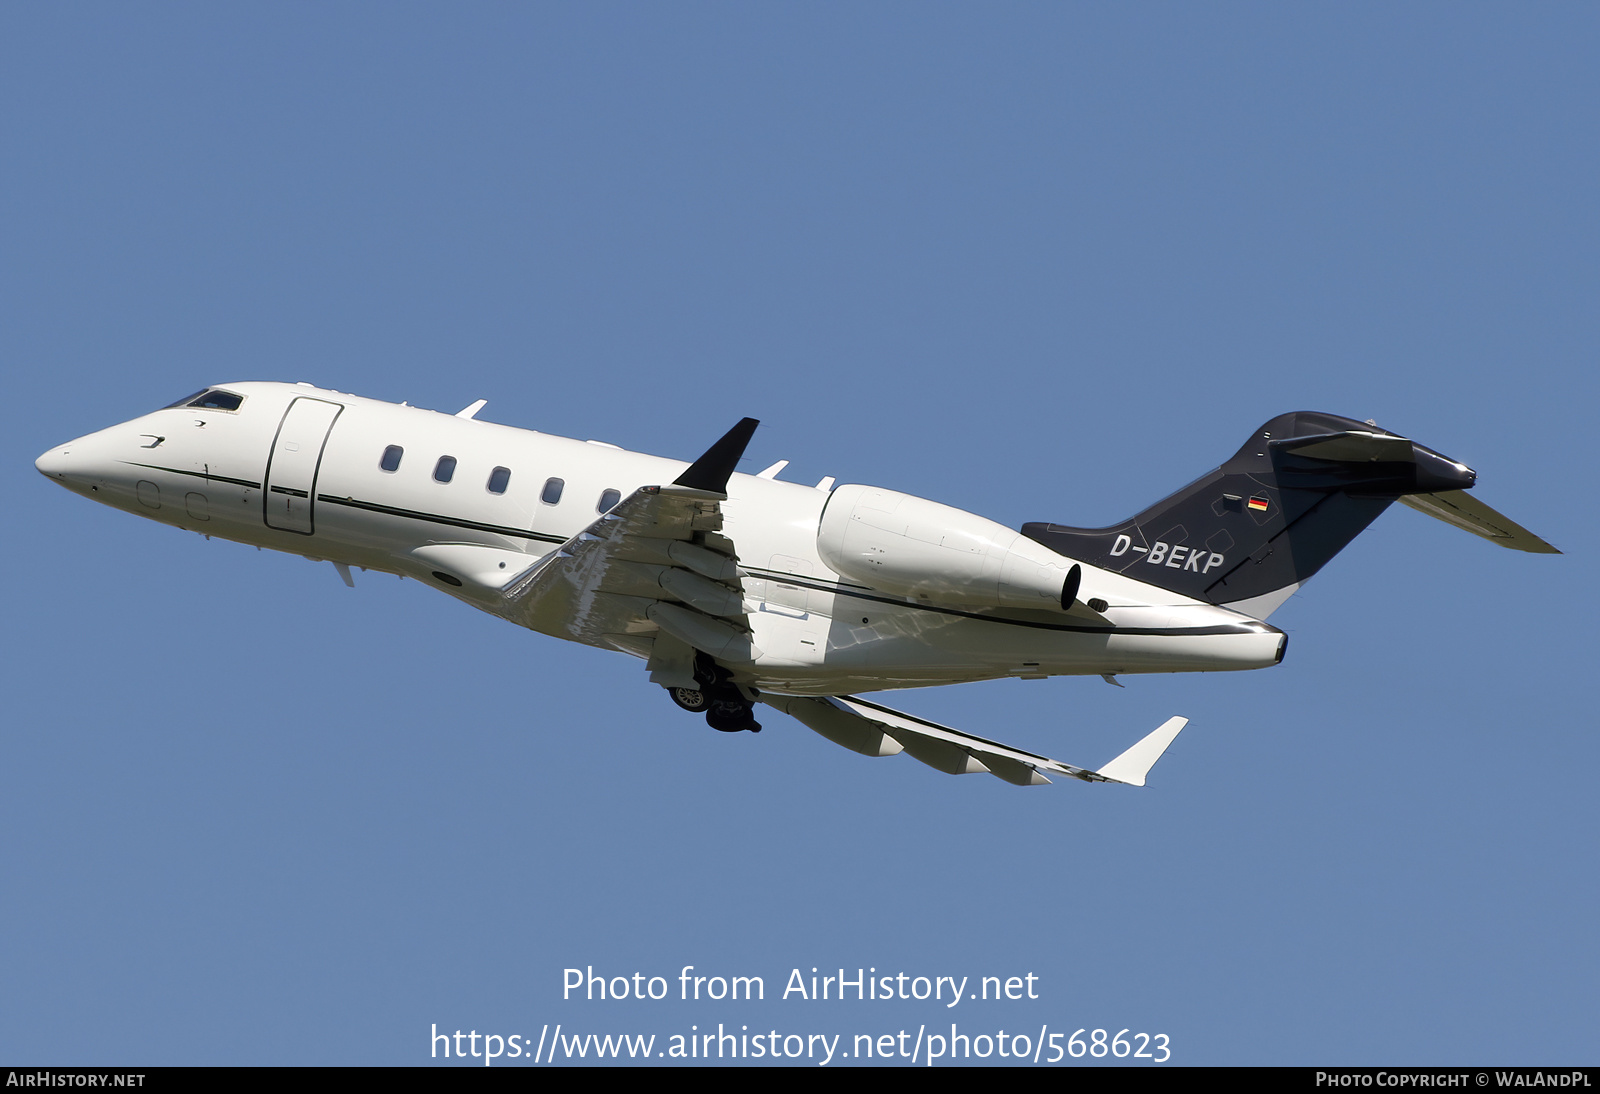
36,384,1558,788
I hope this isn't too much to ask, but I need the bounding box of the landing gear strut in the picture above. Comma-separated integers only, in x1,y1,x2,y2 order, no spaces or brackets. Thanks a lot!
675,652,759,733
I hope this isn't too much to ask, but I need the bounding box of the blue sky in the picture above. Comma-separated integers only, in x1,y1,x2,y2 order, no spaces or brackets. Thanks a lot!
4,3,1596,1066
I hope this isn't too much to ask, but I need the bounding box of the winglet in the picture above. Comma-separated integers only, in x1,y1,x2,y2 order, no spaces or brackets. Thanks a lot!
673,418,760,494
1093,717,1189,787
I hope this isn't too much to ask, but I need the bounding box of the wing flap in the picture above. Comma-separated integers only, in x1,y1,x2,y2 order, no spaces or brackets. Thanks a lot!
765,695,905,758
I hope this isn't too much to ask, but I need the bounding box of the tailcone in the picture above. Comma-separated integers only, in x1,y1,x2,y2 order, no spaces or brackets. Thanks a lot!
1408,443,1476,494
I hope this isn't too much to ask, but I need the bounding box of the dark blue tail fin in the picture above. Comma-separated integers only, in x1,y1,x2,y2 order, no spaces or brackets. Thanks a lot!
1021,412,1477,617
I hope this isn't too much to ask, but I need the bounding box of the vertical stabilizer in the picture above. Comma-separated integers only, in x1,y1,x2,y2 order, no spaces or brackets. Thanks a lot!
1022,412,1481,618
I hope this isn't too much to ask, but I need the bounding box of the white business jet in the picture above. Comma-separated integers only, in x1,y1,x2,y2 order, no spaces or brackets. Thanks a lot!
35,383,1557,788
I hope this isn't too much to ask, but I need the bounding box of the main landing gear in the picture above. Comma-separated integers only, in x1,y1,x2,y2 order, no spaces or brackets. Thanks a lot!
668,687,710,713
667,653,761,733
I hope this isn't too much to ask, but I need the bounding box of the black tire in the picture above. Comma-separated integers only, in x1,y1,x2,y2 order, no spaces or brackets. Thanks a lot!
706,700,762,734
669,687,709,713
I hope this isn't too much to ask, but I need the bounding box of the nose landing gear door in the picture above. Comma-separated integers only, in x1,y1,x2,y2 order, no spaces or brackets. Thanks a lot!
263,397,343,535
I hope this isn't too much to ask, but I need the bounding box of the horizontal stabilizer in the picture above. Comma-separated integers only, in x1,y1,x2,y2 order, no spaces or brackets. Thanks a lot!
762,694,1189,788
1399,490,1560,554
1271,430,1416,463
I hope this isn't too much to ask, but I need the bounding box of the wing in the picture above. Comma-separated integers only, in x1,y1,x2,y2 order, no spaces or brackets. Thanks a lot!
762,693,1188,788
499,419,760,664
497,414,1185,788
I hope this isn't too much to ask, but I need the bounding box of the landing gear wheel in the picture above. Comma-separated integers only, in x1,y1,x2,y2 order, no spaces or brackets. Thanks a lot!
669,687,709,713
706,699,762,734
689,651,762,732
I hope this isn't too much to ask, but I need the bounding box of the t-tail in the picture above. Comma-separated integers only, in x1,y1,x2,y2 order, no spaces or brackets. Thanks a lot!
1022,411,1558,620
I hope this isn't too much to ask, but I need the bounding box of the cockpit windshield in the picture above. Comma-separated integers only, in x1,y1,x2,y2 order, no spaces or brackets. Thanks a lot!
163,388,244,411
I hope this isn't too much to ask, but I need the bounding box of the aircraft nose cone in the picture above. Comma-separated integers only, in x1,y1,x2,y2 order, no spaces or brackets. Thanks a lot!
36,439,102,495
36,445,70,479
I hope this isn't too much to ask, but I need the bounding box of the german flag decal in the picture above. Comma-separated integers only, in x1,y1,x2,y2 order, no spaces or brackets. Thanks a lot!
1248,496,1270,512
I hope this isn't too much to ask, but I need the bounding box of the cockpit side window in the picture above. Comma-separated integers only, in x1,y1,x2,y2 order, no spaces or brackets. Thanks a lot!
165,388,245,412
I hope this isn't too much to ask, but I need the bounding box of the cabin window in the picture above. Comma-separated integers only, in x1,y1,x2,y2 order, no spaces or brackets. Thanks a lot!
380,445,403,472
487,466,511,495
598,488,621,513
434,456,457,483
541,477,565,504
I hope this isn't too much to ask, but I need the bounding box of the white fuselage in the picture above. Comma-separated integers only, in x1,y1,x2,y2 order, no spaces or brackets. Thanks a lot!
36,382,1285,695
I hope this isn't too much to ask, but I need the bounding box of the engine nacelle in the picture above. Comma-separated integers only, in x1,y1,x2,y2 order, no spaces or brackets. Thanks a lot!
817,484,1078,610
